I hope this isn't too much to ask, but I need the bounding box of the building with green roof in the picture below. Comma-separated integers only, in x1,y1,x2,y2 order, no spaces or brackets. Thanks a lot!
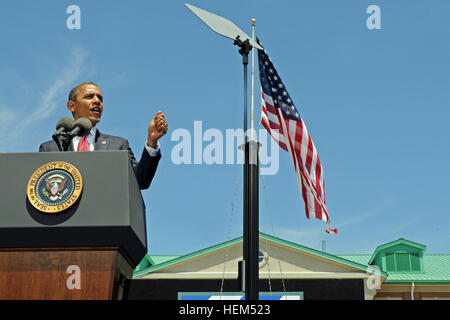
128,234,450,300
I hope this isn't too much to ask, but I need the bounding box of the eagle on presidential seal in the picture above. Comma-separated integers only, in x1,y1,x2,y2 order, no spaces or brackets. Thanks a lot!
41,174,69,201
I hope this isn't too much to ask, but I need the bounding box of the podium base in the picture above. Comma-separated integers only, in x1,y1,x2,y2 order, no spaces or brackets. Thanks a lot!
0,247,133,300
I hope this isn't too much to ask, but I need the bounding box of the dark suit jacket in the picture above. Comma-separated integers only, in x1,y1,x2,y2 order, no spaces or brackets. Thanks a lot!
39,130,161,190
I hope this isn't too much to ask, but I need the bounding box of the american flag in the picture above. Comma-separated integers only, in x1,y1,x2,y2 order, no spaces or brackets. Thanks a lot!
258,45,337,234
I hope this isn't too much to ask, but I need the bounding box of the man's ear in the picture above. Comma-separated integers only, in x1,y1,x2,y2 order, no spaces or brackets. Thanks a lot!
67,100,75,113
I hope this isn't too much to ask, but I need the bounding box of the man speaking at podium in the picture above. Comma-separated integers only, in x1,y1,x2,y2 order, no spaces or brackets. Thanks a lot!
39,82,168,190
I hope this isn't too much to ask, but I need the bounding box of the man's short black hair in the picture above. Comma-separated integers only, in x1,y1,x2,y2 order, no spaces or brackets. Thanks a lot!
68,82,99,102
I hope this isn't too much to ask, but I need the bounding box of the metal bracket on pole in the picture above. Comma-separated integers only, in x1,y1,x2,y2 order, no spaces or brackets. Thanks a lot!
234,36,252,66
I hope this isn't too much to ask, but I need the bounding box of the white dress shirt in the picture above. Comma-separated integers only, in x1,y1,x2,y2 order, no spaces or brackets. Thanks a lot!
72,127,97,151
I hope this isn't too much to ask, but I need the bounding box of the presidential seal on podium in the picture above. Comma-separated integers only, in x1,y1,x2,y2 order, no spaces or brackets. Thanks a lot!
26,161,83,214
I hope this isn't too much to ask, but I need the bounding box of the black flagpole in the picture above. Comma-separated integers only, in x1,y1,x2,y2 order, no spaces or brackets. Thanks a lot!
234,37,259,301
183,3,262,301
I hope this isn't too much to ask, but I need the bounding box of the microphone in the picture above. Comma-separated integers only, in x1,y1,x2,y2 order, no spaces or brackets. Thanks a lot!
52,117,74,138
69,118,92,137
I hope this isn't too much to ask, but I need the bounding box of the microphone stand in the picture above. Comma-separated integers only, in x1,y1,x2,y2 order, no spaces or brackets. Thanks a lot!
52,132,74,152
52,134,63,152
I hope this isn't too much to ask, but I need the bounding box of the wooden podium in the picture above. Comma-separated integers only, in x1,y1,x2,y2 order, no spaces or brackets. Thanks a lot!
0,151,148,300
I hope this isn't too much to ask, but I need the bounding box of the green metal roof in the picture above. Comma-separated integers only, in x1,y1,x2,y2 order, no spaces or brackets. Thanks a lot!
133,236,243,277
149,255,181,265
337,254,450,284
336,254,372,266
384,255,450,284
134,254,153,273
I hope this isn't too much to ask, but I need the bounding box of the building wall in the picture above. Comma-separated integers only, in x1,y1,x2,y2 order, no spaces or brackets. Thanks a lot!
126,278,365,300
375,284,450,300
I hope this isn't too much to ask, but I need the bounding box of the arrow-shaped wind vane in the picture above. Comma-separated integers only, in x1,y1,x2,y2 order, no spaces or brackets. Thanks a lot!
185,3,263,50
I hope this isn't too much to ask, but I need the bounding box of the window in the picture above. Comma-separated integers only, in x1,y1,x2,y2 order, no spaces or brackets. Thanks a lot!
385,252,421,272
396,253,410,271
386,253,395,271
410,253,421,271
258,251,268,268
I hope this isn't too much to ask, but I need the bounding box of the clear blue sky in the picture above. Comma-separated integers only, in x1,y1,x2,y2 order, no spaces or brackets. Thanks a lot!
0,1,449,255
